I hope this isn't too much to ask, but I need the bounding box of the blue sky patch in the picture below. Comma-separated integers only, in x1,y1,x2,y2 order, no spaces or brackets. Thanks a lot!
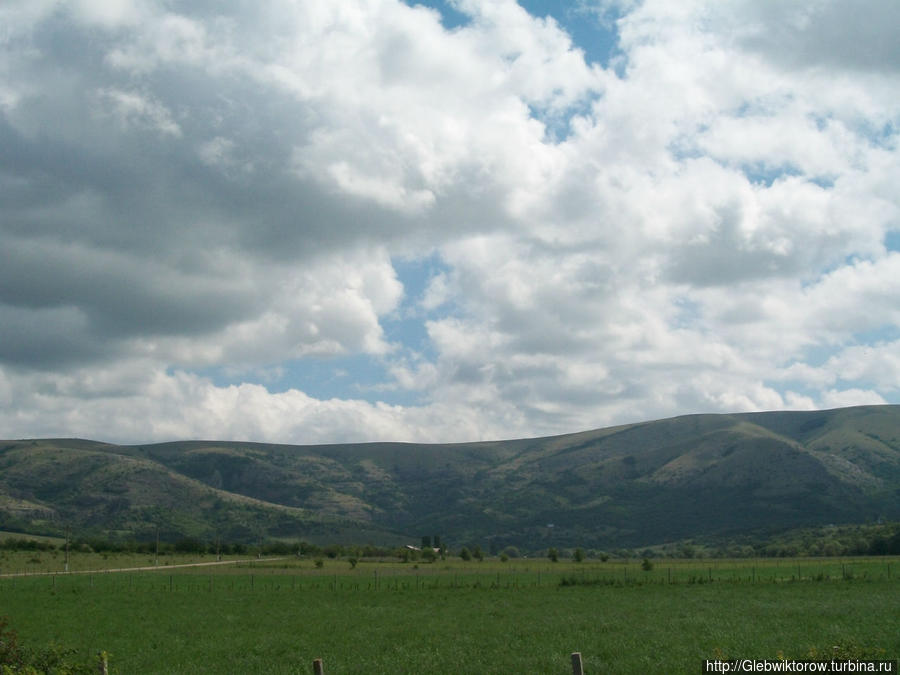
184,356,426,407
387,253,452,359
517,0,621,68
401,0,471,29
739,163,803,188
402,0,621,67
528,92,601,143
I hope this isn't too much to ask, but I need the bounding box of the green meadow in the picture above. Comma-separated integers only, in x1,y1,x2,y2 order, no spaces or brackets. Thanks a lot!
1,556,897,674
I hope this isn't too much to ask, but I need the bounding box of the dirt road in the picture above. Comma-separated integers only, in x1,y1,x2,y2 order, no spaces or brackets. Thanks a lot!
0,557,287,578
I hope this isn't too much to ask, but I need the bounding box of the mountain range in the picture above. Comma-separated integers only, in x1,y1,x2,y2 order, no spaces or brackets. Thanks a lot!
2,405,899,551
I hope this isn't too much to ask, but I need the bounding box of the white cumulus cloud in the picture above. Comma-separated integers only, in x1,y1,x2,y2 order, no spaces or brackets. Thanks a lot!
0,0,897,444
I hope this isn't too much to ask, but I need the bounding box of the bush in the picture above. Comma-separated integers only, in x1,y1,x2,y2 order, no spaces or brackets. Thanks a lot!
22,643,97,675
0,539,55,553
262,541,294,556
323,544,343,559
0,617,98,674
548,548,559,563
0,617,23,669
641,558,653,571
459,547,471,561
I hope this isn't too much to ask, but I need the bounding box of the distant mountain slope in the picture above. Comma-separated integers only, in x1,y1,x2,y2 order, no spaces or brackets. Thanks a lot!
0,439,405,544
2,405,899,549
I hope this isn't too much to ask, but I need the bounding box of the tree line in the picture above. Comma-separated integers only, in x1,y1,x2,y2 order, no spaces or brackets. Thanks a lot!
2,521,900,559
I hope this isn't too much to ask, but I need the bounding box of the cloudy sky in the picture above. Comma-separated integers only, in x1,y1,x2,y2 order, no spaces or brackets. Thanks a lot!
1,0,898,445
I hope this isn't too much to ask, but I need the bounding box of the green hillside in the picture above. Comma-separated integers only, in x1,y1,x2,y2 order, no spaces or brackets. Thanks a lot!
2,405,899,550
0,440,405,545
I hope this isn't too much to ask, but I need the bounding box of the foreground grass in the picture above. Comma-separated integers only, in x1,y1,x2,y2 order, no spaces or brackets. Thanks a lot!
0,558,897,674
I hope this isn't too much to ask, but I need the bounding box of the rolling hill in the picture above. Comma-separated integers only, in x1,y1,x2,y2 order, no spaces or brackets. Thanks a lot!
2,405,899,550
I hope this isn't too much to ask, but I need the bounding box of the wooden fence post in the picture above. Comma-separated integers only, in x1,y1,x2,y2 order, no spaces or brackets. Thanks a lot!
312,657,324,675
571,651,584,675
97,651,108,675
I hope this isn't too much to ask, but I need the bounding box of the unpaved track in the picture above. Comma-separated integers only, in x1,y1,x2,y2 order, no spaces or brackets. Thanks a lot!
0,557,287,578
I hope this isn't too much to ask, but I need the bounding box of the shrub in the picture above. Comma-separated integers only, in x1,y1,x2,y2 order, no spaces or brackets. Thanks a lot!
174,538,204,553
262,541,294,556
22,643,96,675
641,558,653,571
0,617,23,669
323,544,343,559
548,548,559,563
500,546,520,559
1,617,102,674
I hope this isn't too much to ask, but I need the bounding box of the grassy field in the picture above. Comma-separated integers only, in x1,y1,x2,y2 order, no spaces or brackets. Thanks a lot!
0,548,253,575
0,556,897,674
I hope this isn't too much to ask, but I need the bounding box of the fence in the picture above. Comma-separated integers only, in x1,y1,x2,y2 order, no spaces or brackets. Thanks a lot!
83,651,587,674
307,654,586,674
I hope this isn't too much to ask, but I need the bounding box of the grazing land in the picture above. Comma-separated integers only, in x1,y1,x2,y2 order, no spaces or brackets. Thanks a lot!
1,555,897,674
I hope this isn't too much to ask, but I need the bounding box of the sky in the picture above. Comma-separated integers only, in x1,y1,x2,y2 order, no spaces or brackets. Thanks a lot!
1,0,898,445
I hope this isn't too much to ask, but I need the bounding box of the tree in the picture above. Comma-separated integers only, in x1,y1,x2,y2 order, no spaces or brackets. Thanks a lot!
459,547,471,561
548,547,559,563
574,547,585,563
